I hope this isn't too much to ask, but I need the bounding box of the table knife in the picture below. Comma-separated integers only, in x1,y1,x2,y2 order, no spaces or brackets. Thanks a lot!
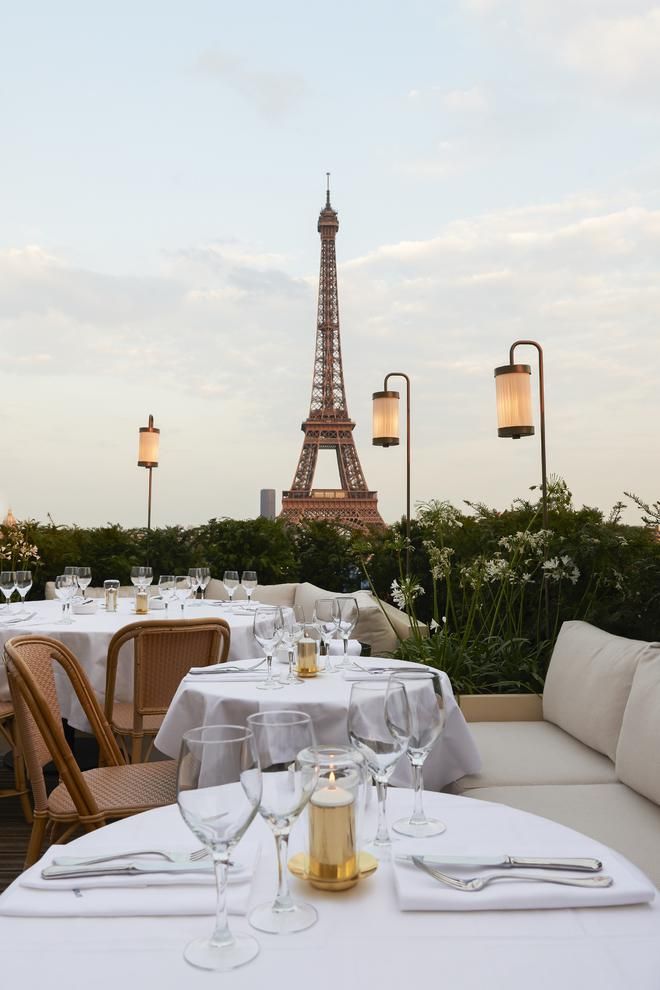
42,861,214,880
399,854,603,872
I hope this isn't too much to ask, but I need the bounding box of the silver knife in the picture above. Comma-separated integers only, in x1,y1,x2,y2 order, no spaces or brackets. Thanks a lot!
399,854,603,872
42,861,213,880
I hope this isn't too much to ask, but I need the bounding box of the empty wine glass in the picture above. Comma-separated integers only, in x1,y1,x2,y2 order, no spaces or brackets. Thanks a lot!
0,571,16,612
54,574,76,624
347,680,410,856
279,605,305,684
199,568,211,600
76,567,92,598
64,566,81,600
313,598,340,672
253,607,284,691
175,575,193,616
223,571,239,603
336,597,360,669
15,571,32,616
387,669,447,837
241,570,258,605
158,574,176,615
177,725,262,971
130,566,152,591
247,711,319,934
188,568,203,604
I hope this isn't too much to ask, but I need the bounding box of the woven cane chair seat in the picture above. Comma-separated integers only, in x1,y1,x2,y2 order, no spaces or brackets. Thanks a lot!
109,701,162,734
47,759,177,817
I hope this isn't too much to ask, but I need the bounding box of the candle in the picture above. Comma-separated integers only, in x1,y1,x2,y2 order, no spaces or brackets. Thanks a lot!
296,637,318,677
135,590,149,614
307,771,358,890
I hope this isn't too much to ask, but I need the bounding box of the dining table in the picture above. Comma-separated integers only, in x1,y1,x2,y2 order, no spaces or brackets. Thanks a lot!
0,787,657,990
0,598,261,732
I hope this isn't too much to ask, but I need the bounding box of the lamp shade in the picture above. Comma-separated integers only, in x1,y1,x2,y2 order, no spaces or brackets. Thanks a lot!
372,390,400,447
138,415,160,467
494,364,534,438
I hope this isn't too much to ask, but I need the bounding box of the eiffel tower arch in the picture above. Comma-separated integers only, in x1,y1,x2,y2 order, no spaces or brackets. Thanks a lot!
280,181,384,528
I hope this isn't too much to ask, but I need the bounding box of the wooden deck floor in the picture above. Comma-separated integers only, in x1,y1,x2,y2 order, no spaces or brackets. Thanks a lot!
0,763,32,892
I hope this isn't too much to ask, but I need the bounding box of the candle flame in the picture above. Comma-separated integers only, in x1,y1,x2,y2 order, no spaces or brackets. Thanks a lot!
328,770,336,788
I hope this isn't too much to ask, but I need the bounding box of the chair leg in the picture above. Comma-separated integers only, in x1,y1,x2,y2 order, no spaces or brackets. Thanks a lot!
14,751,33,824
131,734,144,764
24,813,48,868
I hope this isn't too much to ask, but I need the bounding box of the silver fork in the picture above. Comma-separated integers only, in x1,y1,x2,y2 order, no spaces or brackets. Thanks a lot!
412,857,613,891
53,847,210,867
188,658,267,675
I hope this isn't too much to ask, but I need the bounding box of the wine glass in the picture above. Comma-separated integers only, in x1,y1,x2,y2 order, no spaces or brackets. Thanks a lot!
15,571,32,616
188,567,203,604
336,597,360,669
130,566,152,591
312,598,340,672
54,574,76,624
253,607,284,691
0,571,16,612
279,605,305,684
199,568,211,600
64,566,80,600
76,567,92,598
387,669,447,837
223,571,239,603
158,574,176,615
347,680,410,856
240,570,258,605
246,711,319,934
177,725,262,971
174,575,193,616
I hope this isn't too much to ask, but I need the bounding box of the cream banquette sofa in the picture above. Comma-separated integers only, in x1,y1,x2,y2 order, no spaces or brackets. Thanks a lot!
455,620,660,887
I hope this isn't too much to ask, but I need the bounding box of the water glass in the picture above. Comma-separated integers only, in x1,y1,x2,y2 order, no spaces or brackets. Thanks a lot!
158,574,176,614
279,605,305,684
241,570,257,604
253,607,284,691
177,725,262,971
199,568,211,600
0,571,16,611
76,567,92,596
312,598,340,672
336,597,360,668
54,574,76,623
223,571,239,603
15,571,32,615
188,567,203,602
246,711,318,934
64,566,80,599
175,575,193,616
130,566,153,591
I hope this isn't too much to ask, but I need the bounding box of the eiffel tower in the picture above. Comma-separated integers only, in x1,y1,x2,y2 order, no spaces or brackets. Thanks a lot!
281,180,384,528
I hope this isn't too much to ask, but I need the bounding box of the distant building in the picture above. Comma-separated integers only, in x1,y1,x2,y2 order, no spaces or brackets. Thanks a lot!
260,489,276,520
3,508,17,527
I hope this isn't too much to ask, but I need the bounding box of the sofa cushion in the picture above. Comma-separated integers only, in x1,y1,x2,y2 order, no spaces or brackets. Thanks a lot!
542,620,653,760
466,783,660,888
454,721,617,792
250,583,297,607
616,651,660,805
293,583,413,654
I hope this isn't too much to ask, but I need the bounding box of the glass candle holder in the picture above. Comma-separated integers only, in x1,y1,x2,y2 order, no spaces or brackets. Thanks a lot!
104,579,119,612
135,589,149,614
296,636,318,677
298,746,368,891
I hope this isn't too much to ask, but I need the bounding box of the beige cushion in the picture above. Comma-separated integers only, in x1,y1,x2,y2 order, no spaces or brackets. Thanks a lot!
466,783,660,889
250,583,298,607
542,620,654,760
616,651,660,805
204,578,228,600
454,721,617,791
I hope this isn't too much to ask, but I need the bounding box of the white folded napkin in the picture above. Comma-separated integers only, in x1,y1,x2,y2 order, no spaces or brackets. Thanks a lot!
342,658,427,681
392,846,656,912
148,596,166,609
328,640,362,656
185,672,268,683
72,601,97,615
0,842,261,918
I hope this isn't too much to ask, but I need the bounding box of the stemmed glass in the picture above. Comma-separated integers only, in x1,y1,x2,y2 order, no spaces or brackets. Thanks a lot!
15,571,32,616
76,567,92,598
313,598,340,672
54,574,76,623
241,570,258,605
188,568,203,603
223,571,239,604
253,607,284,691
0,571,16,612
177,725,262,971
158,574,176,615
336,597,360,669
246,711,319,934
387,669,447,837
131,566,152,591
64,566,80,600
347,680,410,856
175,575,193,616
279,605,305,684
199,568,211,600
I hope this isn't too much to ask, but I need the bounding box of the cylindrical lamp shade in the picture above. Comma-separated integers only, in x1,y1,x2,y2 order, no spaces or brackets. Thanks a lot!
138,416,160,467
372,391,400,447
494,365,534,438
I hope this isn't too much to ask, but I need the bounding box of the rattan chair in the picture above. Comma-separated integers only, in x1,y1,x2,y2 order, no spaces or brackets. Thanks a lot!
0,700,32,822
104,617,231,763
5,635,178,867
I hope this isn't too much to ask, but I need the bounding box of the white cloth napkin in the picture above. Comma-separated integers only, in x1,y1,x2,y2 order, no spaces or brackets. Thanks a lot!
392,845,656,912
148,596,166,609
185,672,268,683
0,842,261,918
72,601,97,615
328,640,361,656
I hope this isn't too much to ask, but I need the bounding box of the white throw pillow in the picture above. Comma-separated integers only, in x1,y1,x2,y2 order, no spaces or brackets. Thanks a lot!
543,620,654,760
615,650,660,805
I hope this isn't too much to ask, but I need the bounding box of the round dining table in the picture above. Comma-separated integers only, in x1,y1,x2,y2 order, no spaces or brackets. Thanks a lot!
0,787,657,990
0,598,260,731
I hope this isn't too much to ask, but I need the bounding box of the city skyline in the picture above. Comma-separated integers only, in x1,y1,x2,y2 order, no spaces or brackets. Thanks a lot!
1,2,659,528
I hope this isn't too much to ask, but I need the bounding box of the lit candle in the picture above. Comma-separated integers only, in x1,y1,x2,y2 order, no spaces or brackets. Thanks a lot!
308,771,358,890
297,637,318,677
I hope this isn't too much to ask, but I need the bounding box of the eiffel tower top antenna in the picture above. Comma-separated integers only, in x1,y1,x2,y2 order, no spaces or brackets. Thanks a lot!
280,180,384,528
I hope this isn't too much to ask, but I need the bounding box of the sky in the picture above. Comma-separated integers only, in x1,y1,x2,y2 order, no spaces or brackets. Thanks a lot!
1,0,659,528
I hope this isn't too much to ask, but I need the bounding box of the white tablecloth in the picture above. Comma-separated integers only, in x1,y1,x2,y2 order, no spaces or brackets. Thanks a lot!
0,599,259,731
155,659,482,790
0,790,657,990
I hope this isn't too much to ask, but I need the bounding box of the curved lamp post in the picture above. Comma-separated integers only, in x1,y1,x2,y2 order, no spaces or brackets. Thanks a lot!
372,372,411,576
137,414,160,532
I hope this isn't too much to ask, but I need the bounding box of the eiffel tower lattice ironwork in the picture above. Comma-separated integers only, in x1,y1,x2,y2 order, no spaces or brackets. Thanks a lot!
281,181,384,528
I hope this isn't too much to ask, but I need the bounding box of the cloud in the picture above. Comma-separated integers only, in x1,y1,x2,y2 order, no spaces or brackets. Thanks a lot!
193,49,306,117
561,7,660,89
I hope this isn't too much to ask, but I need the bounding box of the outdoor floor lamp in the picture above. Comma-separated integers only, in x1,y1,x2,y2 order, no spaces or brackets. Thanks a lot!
372,372,411,576
137,414,160,532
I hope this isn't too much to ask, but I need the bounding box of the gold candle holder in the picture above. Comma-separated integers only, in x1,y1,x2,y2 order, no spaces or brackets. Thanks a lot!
135,590,149,614
296,638,318,677
308,775,358,890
